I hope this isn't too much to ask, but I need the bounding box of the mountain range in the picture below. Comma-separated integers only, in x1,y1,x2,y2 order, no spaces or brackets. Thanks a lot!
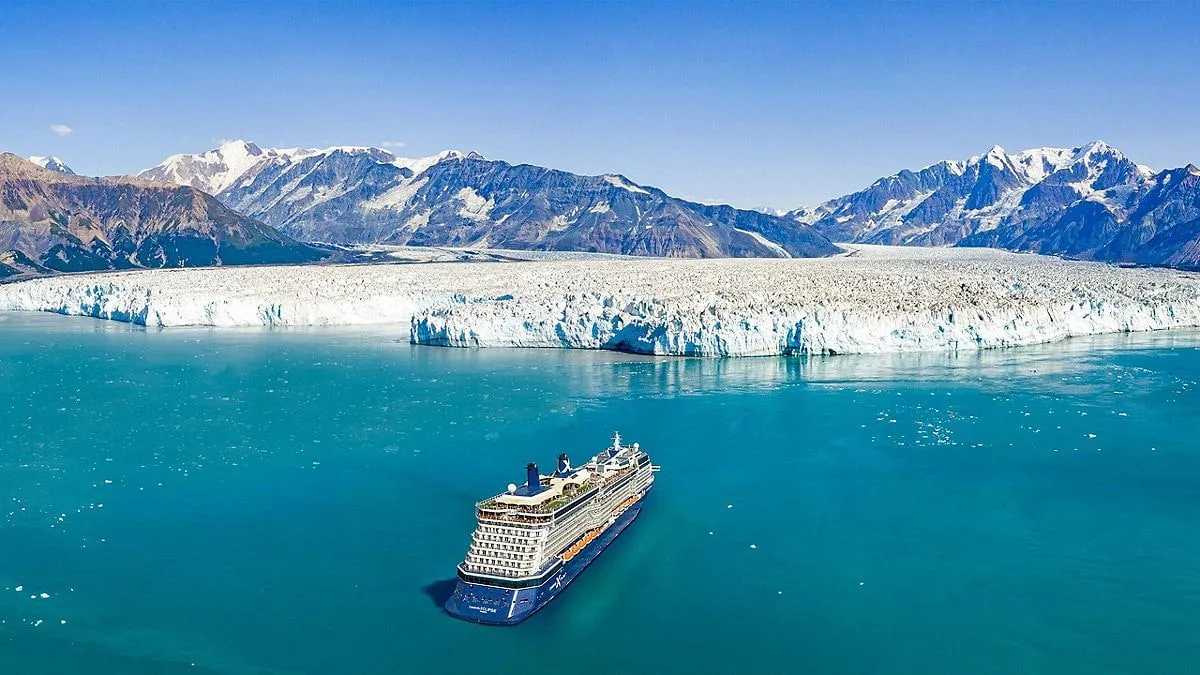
138,141,839,259
0,153,320,279
7,139,1200,278
794,141,1200,268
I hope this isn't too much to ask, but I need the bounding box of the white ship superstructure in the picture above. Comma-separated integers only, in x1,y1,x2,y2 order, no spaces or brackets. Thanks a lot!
457,433,655,585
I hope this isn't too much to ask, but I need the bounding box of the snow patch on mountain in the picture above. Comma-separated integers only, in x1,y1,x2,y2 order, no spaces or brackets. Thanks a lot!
734,229,791,258
393,150,474,176
455,187,495,221
603,175,650,194
364,177,428,211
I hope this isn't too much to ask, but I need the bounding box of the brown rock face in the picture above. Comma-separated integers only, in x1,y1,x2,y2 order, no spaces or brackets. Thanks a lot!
0,153,323,277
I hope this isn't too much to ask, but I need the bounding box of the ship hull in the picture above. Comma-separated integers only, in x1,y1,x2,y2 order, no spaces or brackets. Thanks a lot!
444,493,647,625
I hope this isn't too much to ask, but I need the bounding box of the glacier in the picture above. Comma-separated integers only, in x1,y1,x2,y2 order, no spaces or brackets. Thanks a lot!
2,246,1200,357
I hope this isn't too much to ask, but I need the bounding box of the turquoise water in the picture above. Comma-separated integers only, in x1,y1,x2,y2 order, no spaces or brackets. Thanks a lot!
2,313,1199,674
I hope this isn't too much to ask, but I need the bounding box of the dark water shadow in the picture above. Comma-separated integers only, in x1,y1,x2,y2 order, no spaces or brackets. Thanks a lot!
423,578,458,608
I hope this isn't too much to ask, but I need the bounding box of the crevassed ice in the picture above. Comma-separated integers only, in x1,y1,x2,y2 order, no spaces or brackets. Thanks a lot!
2,245,1199,357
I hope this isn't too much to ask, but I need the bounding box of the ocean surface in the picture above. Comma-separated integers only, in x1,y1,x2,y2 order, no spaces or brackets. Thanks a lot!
1,312,1199,675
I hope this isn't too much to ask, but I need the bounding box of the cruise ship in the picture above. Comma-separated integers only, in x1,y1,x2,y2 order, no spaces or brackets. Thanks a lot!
444,433,657,625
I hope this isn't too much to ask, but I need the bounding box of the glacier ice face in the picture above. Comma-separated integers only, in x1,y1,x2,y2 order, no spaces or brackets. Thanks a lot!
2,245,1200,357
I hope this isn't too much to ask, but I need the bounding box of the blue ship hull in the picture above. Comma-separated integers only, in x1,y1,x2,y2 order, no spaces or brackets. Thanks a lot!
444,496,646,625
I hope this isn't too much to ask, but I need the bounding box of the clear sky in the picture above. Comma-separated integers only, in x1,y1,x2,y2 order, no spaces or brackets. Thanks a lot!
3,1,1199,209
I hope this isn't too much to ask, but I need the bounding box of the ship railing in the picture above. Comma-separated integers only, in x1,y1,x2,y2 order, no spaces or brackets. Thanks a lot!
476,511,555,526
476,479,604,515
460,563,538,579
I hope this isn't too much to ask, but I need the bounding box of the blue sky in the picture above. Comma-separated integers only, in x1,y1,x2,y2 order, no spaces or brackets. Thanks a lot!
3,1,1199,209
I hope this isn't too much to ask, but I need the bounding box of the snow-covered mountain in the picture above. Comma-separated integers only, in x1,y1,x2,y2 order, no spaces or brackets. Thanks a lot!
139,140,839,259
794,141,1200,268
28,156,74,174
139,141,466,197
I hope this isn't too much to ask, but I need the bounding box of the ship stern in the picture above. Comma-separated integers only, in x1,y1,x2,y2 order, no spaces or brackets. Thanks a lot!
444,579,537,626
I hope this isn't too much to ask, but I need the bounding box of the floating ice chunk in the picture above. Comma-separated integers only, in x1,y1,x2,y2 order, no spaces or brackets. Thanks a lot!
39,593,49,599
749,544,757,549
14,585,22,592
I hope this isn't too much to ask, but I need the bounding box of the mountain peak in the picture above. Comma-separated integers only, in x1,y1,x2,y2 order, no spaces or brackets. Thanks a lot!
217,139,262,156
28,155,75,174
0,152,36,172
388,149,484,175
1075,140,1122,161
1,153,79,180
428,149,484,162
978,145,1015,174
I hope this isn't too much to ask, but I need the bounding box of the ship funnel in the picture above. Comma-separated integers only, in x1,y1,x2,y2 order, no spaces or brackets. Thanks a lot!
557,453,570,474
526,462,541,492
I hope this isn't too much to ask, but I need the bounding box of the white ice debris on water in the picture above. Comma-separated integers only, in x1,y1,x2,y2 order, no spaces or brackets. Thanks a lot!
3,245,1200,357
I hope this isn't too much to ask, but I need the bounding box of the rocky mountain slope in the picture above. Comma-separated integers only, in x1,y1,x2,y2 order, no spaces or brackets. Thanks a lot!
0,153,322,277
794,142,1200,268
140,141,839,259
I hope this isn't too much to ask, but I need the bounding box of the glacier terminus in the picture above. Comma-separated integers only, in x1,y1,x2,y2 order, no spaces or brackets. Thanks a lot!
2,245,1199,357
